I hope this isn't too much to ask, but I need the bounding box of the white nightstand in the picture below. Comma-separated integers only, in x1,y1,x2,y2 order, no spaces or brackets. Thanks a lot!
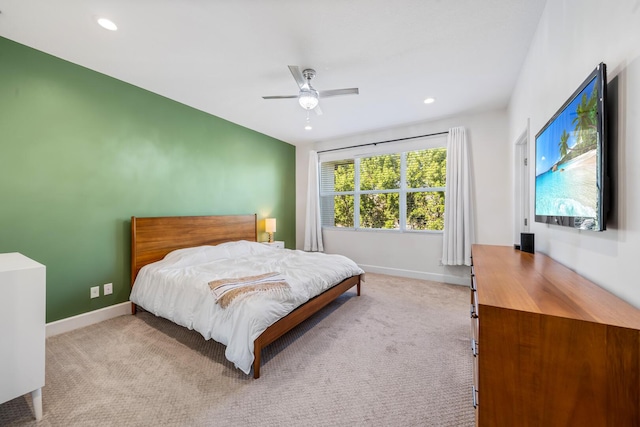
262,241,285,249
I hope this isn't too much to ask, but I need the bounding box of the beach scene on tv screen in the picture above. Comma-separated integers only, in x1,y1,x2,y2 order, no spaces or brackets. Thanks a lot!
535,77,599,219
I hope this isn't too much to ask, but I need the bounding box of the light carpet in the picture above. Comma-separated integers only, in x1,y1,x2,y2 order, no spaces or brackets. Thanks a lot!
0,273,475,426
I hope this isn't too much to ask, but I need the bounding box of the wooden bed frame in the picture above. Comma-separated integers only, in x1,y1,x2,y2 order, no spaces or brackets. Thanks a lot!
130,214,361,378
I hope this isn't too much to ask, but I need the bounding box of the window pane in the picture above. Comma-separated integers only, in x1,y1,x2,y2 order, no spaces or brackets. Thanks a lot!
360,193,399,229
321,195,354,227
406,148,447,188
320,160,354,192
360,154,400,190
406,191,445,230
320,145,447,232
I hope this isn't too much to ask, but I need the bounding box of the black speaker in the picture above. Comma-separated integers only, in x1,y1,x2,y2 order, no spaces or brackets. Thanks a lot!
520,233,535,254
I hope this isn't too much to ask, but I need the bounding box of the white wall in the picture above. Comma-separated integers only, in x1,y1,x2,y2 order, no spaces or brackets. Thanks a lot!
296,109,511,285
509,0,640,307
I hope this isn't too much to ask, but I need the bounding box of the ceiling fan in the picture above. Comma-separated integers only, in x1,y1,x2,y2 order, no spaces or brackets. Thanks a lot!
262,66,359,115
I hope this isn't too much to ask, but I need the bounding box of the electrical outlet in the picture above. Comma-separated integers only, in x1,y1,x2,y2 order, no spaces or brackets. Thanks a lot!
90,286,100,299
104,283,113,295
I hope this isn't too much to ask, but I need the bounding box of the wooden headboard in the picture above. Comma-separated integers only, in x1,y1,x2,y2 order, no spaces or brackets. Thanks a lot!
130,214,257,287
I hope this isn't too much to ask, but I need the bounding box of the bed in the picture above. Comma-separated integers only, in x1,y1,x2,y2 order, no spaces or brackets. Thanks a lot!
129,214,363,378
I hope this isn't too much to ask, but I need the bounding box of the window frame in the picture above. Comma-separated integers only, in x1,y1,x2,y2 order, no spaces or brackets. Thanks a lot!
319,143,447,233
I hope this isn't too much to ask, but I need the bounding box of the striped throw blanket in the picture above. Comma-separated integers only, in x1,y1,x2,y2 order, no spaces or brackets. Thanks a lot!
208,272,290,308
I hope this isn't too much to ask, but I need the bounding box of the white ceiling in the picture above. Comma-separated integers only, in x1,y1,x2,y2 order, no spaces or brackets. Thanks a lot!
0,0,546,146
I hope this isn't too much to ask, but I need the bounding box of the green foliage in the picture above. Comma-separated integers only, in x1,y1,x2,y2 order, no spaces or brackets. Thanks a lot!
572,89,598,150
360,154,400,190
556,87,599,166
326,148,447,230
360,193,399,229
329,161,355,227
407,148,447,188
333,195,355,227
558,129,570,159
407,191,445,230
359,154,400,228
405,148,447,230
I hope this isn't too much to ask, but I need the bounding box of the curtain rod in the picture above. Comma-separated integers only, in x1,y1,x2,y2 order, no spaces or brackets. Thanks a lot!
316,131,449,154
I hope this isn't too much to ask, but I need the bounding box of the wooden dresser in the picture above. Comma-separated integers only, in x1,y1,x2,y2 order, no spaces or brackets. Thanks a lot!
470,244,640,426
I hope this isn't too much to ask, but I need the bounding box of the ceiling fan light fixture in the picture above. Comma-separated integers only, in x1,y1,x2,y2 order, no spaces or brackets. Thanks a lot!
298,88,319,110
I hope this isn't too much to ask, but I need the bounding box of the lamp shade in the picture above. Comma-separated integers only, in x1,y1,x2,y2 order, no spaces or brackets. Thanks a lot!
265,218,276,233
298,88,319,110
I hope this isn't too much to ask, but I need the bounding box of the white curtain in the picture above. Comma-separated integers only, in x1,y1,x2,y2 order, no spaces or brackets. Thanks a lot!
304,150,324,252
442,127,474,266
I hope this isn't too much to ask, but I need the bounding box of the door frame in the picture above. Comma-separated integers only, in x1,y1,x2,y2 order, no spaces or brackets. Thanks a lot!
514,121,530,244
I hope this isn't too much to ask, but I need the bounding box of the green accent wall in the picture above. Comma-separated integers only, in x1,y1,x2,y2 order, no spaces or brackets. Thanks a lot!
0,37,296,322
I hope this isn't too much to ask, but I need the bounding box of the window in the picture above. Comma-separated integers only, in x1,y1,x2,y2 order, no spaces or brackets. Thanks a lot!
320,147,447,231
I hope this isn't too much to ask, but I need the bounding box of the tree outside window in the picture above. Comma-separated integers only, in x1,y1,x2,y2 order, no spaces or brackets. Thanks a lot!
320,147,446,231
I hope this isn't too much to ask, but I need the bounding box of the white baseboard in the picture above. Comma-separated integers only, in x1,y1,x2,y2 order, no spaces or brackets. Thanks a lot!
46,302,131,337
358,264,469,286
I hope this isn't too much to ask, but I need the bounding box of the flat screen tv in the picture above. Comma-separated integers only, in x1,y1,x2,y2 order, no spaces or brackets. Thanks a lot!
535,63,608,231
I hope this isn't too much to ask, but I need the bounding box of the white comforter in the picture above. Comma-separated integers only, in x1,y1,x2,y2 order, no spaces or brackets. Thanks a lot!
130,241,364,374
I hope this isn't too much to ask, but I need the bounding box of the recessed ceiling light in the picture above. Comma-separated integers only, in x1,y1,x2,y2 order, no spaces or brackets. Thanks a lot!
304,123,313,131
423,97,435,104
97,17,118,31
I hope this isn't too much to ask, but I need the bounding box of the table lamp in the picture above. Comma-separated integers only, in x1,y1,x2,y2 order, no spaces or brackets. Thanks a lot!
265,218,276,243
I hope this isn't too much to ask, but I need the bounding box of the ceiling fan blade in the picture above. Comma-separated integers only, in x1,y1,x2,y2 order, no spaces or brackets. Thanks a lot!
318,88,359,98
288,65,306,89
262,95,298,99
314,105,323,116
